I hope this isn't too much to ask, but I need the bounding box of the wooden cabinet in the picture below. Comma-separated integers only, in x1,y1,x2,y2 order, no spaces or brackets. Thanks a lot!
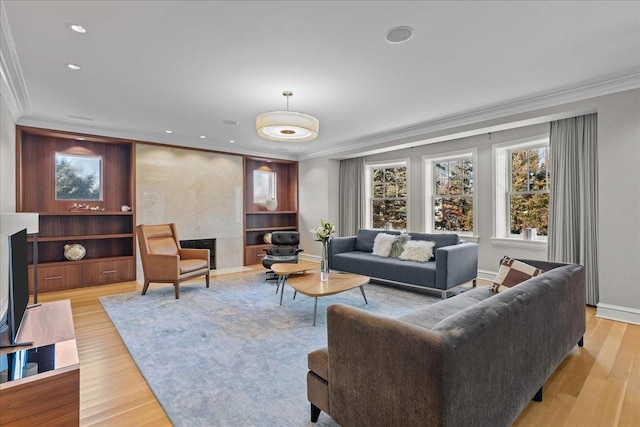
81,259,134,285
29,264,83,293
16,126,136,292
0,300,80,426
243,157,298,265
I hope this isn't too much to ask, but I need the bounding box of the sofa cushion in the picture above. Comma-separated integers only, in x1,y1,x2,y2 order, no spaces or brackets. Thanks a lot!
492,256,544,293
331,252,437,288
398,287,495,329
389,233,411,258
372,233,397,257
355,229,400,252
399,240,435,262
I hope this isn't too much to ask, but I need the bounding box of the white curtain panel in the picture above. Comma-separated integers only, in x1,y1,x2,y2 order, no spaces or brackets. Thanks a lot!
338,157,365,236
548,113,599,305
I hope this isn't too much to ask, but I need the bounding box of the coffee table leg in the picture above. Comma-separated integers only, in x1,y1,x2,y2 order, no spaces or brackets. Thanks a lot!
360,286,368,304
279,275,288,306
313,297,318,326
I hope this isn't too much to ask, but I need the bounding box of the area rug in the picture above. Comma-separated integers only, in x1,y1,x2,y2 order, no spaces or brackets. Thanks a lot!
100,272,441,426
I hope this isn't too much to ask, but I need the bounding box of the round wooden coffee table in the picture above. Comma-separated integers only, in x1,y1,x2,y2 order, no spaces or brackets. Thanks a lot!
285,271,369,326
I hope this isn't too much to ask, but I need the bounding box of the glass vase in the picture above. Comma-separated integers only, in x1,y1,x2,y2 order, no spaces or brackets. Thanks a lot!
320,240,329,281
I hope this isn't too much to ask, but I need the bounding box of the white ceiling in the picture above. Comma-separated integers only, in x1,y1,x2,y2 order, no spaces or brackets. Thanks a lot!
2,1,639,160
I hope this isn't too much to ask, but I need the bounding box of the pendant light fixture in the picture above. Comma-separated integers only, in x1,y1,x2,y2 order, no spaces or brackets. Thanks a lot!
256,91,319,142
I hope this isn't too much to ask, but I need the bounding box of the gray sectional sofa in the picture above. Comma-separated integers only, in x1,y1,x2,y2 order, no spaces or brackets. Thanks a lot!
328,229,479,298
307,259,586,426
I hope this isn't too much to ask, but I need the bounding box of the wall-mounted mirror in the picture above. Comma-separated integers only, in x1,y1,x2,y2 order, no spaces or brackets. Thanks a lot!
253,170,276,204
55,152,103,200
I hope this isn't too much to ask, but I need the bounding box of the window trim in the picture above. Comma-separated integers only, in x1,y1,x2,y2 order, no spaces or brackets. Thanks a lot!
492,135,549,244
365,159,410,230
423,148,477,237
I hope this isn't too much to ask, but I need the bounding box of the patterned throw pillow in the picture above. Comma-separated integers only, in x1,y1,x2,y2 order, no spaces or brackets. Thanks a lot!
399,240,435,262
491,256,544,293
372,233,398,257
389,234,411,258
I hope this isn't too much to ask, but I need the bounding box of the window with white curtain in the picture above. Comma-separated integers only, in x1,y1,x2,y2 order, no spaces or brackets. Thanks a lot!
423,149,476,235
365,160,408,230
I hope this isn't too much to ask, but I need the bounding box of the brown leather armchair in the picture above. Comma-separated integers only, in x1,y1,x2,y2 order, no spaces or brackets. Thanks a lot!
136,223,210,298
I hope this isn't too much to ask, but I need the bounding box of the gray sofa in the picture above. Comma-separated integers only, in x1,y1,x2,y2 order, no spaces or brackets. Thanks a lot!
329,229,479,298
307,260,586,426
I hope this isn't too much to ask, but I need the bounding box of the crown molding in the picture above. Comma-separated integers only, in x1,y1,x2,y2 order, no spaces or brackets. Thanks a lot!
299,68,640,161
0,0,31,121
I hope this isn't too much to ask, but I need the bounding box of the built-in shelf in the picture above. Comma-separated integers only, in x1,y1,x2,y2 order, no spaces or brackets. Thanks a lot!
17,125,136,292
243,157,298,265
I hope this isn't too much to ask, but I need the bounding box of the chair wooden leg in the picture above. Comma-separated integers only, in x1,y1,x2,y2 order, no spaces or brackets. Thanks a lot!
205,273,210,288
174,282,180,299
142,280,150,295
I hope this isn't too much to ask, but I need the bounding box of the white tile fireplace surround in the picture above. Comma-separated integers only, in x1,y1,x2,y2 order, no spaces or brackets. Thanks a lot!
135,144,244,282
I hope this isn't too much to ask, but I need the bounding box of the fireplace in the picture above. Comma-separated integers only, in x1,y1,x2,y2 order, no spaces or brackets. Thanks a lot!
179,238,216,270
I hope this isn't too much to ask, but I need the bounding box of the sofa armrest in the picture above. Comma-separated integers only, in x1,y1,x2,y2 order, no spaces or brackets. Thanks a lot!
326,304,445,426
435,242,478,290
328,236,356,264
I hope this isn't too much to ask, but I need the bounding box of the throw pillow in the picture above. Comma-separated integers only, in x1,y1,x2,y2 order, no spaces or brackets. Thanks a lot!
399,240,435,262
491,256,544,293
372,233,397,257
389,233,411,258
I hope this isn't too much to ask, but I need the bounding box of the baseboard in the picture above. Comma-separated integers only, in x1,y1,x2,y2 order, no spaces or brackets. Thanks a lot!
596,303,640,325
299,254,320,263
478,269,497,282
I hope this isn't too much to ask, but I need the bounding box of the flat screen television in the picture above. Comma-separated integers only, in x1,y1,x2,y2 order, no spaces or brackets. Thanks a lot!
0,228,32,348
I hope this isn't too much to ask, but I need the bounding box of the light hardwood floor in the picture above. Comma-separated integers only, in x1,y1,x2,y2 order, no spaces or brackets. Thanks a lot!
33,271,639,427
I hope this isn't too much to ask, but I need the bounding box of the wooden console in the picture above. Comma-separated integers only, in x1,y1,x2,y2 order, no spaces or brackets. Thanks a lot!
0,300,79,426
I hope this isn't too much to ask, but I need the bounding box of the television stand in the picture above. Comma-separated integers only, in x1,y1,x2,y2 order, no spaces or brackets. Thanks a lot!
0,300,79,425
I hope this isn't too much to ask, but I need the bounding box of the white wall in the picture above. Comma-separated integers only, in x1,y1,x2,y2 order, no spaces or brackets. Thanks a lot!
0,92,17,319
299,88,640,323
595,90,640,323
298,157,340,258
135,144,244,280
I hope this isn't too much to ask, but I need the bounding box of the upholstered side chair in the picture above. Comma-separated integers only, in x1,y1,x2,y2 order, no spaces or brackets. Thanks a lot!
136,223,210,298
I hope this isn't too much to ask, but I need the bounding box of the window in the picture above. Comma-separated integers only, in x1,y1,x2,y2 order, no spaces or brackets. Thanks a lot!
253,170,276,204
55,152,103,201
365,161,408,230
493,136,550,242
423,150,476,234
508,146,550,236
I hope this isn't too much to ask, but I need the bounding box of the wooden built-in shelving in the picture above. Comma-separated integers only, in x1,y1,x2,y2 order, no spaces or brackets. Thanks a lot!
243,157,298,265
16,126,136,292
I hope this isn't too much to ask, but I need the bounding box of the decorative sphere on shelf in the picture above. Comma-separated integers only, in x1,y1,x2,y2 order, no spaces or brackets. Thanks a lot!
64,243,86,261
265,198,278,211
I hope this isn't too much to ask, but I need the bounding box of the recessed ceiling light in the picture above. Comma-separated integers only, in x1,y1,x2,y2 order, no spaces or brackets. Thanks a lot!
70,24,87,34
66,63,81,70
229,140,235,143
165,130,173,134
199,135,206,139
222,120,239,125
386,26,415,44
